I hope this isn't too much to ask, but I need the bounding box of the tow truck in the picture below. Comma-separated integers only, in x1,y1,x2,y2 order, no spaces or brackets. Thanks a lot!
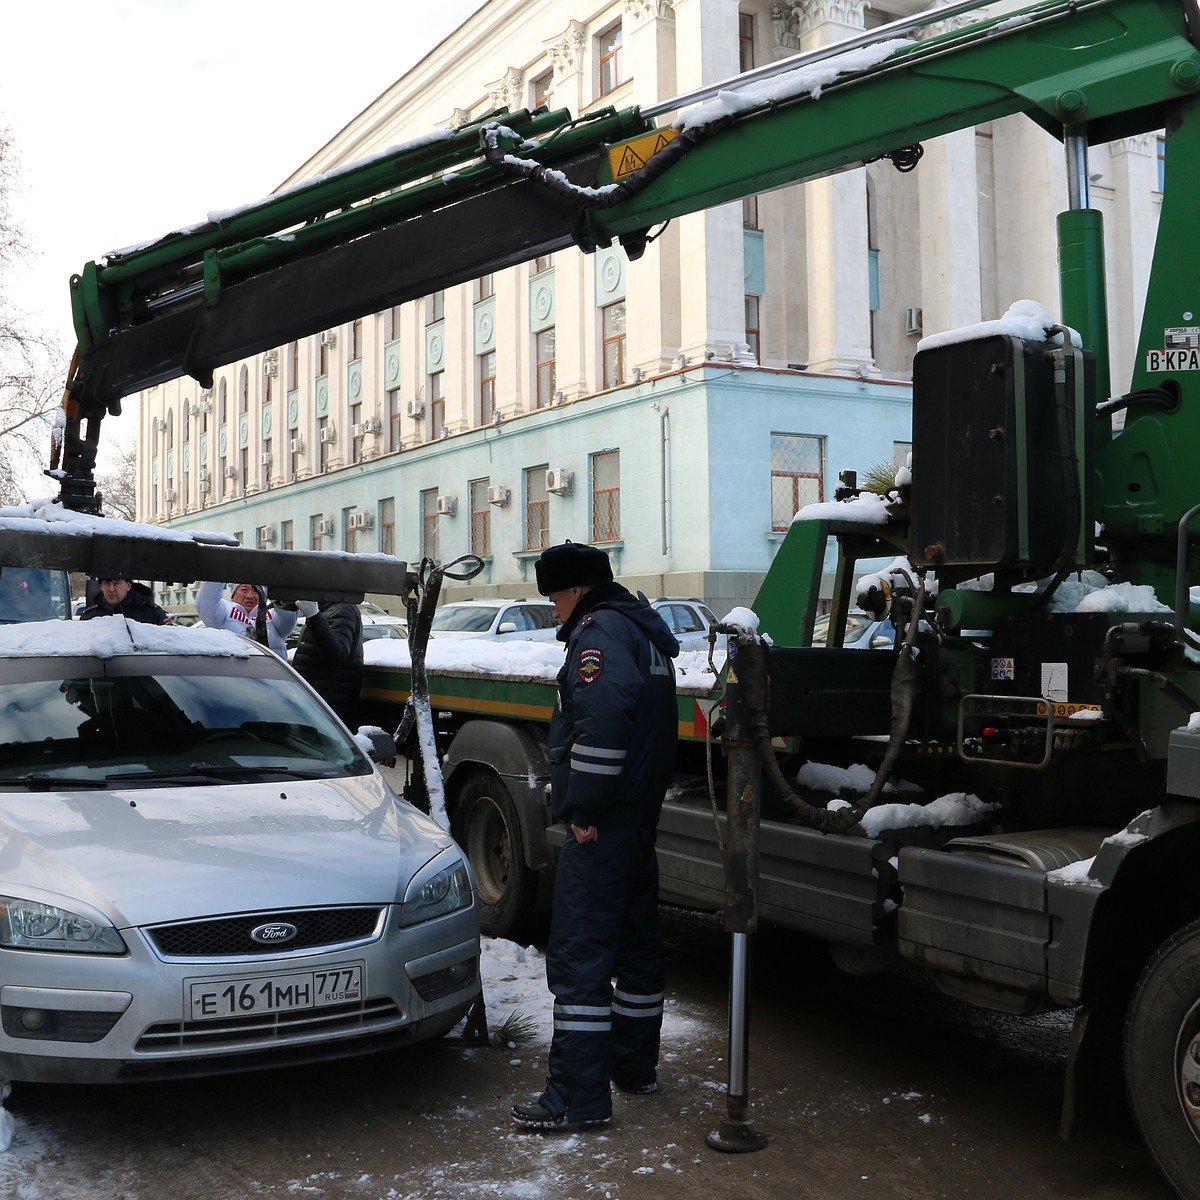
12,0,1200,1190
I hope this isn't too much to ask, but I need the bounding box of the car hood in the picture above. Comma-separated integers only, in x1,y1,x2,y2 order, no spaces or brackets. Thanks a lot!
0,774,456,928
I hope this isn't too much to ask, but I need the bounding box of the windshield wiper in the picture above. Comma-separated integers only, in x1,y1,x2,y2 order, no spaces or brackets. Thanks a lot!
12,773,110,791
105,764,340,785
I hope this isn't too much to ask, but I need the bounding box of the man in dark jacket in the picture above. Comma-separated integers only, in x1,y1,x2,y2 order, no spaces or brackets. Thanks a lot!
512,541,679,1131
79,577,172,625
290,600,364,728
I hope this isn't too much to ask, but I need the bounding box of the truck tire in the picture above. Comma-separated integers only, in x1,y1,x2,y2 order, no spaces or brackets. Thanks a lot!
453,768,537,942
1125,918,1200,1200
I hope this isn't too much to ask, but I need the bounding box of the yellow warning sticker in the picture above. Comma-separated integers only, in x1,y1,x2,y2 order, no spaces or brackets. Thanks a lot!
608,129,679,180
1034,701,1104,718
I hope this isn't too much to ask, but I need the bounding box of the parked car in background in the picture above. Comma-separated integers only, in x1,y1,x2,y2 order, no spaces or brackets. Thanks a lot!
429,599,558,642
0,619,480,1085
286,604,408,653
811,610,897,650
651,597,719,652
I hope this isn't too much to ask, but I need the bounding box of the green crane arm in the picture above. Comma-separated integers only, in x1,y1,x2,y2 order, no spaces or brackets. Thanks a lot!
58,0,1200,512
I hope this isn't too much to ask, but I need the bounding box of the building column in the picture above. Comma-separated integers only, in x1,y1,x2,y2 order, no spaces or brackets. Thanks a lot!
672,0,751,364
1106,134,1159,394
624,0,681,374
793,0,875,375
917,128,982,340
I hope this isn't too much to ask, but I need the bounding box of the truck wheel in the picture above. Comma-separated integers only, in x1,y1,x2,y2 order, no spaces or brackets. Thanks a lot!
453,769,536,941
1125,918,1200,1200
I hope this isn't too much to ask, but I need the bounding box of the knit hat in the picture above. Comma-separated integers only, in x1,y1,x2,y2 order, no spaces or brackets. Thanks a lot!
534,541,613,595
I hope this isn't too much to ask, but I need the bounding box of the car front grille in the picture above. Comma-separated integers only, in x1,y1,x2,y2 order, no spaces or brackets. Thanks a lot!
135,997,402,1053
145,906,386,960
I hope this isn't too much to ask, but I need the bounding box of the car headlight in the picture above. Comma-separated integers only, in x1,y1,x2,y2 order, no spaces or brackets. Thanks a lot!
396,860,473,927
0,896,126,954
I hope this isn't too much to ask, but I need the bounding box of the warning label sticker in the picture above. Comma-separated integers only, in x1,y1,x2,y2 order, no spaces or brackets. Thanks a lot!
607,129,680,180
990,658,1015,681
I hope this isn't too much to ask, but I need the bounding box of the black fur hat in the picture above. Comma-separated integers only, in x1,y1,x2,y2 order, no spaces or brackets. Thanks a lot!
534,541,613,595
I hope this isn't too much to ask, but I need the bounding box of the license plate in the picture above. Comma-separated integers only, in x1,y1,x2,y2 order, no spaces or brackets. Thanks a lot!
189,962,364,1021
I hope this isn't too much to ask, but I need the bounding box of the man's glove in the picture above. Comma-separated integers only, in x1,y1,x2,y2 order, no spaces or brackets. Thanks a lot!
296,600,319,618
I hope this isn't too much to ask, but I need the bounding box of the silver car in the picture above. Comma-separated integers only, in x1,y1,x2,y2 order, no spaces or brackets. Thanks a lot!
0,618,479,1084
429,599,558,642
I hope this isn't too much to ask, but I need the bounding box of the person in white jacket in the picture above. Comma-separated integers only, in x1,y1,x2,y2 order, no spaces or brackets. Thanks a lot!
195,581,299,656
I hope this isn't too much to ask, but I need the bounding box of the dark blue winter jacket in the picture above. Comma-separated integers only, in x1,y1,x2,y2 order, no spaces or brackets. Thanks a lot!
548,582,679,830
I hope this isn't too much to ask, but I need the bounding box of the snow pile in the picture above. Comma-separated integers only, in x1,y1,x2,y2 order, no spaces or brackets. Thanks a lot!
1074,582,1172,614
678,38,913,129
796,489,891,526
0,616,252,659
364,636,564,680
1048,858,1100,888
0,496,236,545
855,555,934,605
1190,711,1200,734
0,1084,11,1153
918,299,1081,353
720,606,759,636
798,761,896,796
854,792,998,839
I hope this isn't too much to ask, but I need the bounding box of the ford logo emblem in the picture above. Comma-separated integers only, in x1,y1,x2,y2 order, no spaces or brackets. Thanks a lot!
250,922,298,945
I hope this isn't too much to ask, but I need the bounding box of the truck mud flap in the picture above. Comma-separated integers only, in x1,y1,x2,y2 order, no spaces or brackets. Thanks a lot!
657,805,886,945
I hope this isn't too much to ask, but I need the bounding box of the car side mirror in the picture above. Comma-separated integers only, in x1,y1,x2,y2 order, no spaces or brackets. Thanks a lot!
870,635,894,649
498,621,518,634
356,725,398,764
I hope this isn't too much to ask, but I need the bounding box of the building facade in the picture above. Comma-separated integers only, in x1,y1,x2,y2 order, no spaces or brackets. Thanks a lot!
139,0,1164,613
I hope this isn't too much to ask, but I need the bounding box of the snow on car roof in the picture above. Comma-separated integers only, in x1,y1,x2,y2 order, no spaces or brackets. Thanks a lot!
0,617,255,660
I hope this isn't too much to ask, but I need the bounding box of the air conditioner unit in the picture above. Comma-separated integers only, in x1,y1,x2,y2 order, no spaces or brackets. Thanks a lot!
198,478,211,495
317,518,335,537
200,387,213,401
289,436,304,454
320,330,337,347
351,422,364,438
363,417,382,434
151,418,164,433
406,398,424,418
198,469,211,484
356,511,375,530
545,468,573,495
262,360,278,378
905,307,924,336
188,403,201,417
487,485,510,506
164,489,177,503
223,466,238,479
436,495,457,516
319,426,337,444
260,452,272,466
259,527,277,545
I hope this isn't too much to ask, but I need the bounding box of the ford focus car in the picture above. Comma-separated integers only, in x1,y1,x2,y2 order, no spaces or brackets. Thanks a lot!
0,618,479,1084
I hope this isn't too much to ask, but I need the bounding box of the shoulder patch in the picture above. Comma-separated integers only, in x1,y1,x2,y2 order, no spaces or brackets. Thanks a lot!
578,647,603,685
578,613,595,629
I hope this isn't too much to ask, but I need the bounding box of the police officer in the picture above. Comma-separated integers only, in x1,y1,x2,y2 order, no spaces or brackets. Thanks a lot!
512,541,679,1131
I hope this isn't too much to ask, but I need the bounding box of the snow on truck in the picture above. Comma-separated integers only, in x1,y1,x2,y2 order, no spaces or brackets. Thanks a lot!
13,0,1200,1189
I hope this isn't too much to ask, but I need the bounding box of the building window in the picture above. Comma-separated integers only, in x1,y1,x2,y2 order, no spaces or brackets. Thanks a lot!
261,437,272,490
743,194,760,229
771,433,824,531
380,498,395,556
477,274,495,302
309,515,323,551
349,399,364,464
289,431,302,482
479,351,496,425
531,67,554,109
470,478,491,556
218,452,227,500
525,465,550,551
534,253,554,274
182,403,191,444
598,23,624,97
421,487,440,561
426,291,444,324
428,371,445,442
238,365,249,416
602,301,626,389
281,519,294,551
384,304,403,342
739,11,755,72
745,295,761,363
319,415,332,473
343,505,357,554
239,446,249,492
536,328,556,409
218,378,227,426
287,341,299,391
350,318,363,363
591,449,620,543
1157,135,1166,192
318,332,332,377
893,441,913,471
388,388,402,450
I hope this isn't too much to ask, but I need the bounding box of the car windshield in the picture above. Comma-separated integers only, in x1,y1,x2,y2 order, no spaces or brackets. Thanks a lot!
0,665,370,788
811,612,875,646
430,605,500,633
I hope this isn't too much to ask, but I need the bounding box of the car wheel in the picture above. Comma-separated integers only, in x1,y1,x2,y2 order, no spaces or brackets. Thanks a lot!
453,769,537,941
1125,918,1200,1200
